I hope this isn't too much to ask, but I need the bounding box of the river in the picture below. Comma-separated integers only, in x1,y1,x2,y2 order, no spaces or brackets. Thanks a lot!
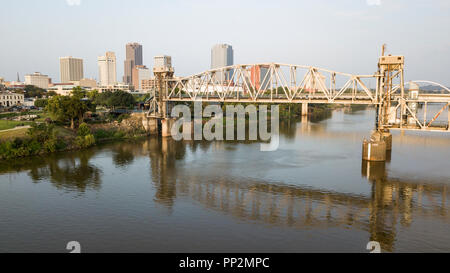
0,107,449,253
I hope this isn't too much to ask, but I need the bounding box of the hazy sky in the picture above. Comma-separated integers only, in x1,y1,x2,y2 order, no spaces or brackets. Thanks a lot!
1,0,449,85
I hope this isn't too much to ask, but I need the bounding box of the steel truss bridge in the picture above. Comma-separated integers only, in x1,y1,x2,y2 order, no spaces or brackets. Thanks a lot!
149,60,450,132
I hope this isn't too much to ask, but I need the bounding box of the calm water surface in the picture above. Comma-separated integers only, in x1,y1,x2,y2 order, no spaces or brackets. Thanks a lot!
0,108,449,253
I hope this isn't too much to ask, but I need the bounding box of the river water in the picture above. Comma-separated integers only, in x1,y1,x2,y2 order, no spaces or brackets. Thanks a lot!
0,108,449,253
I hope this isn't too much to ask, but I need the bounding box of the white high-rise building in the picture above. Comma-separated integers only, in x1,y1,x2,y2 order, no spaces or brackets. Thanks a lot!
60,57,84,83
98,52,117,86
211,44,234,83
24,72,51,89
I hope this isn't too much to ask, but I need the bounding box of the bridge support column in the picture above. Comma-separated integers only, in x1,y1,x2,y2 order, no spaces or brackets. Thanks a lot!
302,103,309,116
382,131,392,151
161,118,176,138
362,131,387,162
302,103,309,123
142,117,159,135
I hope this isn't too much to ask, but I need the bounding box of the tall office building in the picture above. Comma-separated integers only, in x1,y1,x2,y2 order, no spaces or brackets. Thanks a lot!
123,43,143,85
60,57,84,83
98,52,117,86
211,44,234,83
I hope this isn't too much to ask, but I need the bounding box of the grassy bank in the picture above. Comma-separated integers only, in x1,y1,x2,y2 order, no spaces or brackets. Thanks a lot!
0,128,29,140
0,110,52,131
0,118,148,160
0,120,31,131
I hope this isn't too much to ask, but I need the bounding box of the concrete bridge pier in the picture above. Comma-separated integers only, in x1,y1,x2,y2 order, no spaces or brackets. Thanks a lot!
161,118,177,138
302,103,309,117
382,131,393,151
362,131,390,162
301,103,309,123
142,117,159,135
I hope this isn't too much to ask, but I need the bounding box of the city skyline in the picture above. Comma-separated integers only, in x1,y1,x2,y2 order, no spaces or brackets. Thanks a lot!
0,0,449,85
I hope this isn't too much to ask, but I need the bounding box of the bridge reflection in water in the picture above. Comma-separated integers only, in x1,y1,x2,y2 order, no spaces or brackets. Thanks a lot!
146,135,448,253
0,113,448,252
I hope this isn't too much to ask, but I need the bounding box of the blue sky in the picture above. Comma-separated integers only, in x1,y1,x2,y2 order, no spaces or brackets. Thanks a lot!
0,0,449,85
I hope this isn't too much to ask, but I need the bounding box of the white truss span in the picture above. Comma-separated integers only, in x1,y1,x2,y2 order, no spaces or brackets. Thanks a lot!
147,63,449,132
165,63,379,104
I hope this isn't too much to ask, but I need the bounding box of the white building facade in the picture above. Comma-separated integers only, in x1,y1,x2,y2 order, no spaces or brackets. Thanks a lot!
47,84,76,96
98,52,117,86
0,92,25,107
24,72,50,89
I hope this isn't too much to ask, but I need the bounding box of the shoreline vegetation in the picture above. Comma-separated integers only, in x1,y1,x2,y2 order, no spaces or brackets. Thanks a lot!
0,87,146,160
0,87,369,160
0,120,149,160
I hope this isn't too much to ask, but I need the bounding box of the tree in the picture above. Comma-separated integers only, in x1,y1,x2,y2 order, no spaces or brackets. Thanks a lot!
46,95,89,130
34,98,48,108
87,89,99,101
47,91,57,97
75,122,95,148
90,90,135,109
77,123,91,137
92,91,112,107
71,86,87,99
108,91,135,109
24,85,47,98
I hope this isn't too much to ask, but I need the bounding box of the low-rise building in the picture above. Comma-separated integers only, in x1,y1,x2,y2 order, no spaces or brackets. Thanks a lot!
69,78,98,89
4,81,26,90
0,91,25,107
98,83,132,93
47,83,76,96
23,98,36,107
132,65,151,91
141,78,157,92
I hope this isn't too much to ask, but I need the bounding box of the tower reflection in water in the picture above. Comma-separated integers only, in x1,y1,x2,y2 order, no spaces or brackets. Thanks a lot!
1,125,447,252
148,136,448,253
362,155,448,252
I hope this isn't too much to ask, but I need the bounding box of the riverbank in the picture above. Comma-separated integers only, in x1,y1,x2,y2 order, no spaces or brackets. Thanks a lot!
0,105,369,160
0,116,148,160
